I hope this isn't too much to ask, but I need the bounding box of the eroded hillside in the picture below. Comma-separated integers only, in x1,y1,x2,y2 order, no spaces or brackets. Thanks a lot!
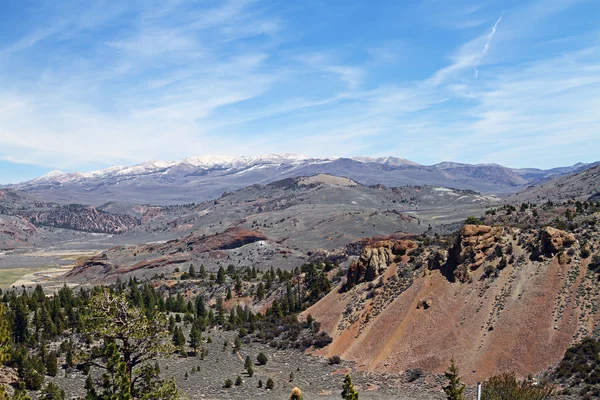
304,201,600,383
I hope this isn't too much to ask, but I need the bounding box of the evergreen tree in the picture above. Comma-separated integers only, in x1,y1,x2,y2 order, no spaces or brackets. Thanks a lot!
216,267,226,284
188,326,202,355
45,352,58,377
0,304,10,363
255,283,265,301
40,382,65,400
442,358,465,400
12,299,29,343
82,290,181,399
234,275,242,295
172,326,186,350
194,296,206,318
341,375,359,400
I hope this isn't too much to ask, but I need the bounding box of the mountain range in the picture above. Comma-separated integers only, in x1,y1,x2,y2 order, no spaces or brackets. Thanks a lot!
7,154,598,205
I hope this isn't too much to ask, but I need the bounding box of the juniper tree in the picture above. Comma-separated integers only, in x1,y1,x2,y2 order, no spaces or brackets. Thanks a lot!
82,289,182,399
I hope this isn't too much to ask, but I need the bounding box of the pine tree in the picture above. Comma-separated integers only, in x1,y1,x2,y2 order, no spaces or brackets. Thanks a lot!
216,267,226,284
195,296,206,318
442,358,465,400
341,374,359,400
40,382,65,400
172,326,185,349
235,275,242,295
0,304,10,363
256,282,265,301
189,326,202,354
235,376,242,386
45,352,58,377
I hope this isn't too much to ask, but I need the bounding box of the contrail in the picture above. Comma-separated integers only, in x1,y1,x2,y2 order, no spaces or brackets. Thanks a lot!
475,12,504,78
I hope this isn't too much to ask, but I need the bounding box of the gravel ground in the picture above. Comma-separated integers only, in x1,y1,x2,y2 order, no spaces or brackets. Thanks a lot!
46,330,449,400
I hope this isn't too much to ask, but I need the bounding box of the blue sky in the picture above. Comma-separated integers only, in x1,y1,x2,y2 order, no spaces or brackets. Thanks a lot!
0,0,599,183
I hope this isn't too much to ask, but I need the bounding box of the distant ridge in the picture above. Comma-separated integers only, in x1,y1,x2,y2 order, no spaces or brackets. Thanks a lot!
7,154,599,205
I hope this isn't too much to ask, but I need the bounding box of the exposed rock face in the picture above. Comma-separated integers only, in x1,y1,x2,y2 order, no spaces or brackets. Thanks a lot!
345,240,417,289
540,226,576,255
448,224,504,282
427,249,448,270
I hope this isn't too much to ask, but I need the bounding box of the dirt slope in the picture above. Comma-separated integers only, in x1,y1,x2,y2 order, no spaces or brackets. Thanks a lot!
304,221,600,383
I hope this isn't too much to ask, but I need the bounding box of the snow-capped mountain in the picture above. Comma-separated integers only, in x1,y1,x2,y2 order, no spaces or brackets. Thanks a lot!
10,154,598,205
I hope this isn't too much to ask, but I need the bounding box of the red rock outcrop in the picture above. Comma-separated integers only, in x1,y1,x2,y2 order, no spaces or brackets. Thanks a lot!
345,240,417,289
540,226,576,255
447,224,504,282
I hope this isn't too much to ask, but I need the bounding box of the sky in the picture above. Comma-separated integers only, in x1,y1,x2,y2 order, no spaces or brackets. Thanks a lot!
0,0,599,183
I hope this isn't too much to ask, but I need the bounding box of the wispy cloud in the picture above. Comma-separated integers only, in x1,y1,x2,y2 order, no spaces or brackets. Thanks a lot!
0,0,598,176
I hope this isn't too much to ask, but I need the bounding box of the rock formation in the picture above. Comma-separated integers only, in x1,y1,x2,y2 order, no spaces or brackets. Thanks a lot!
345,240,417,289
447,224,504,282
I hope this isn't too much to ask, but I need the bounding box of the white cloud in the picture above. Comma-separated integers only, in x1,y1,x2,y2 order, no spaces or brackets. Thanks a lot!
0,0,598,173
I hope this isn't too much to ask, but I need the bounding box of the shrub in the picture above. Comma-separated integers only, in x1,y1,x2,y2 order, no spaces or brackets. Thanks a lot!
257,352,268,365
328,355,342,365
581,248,591,258
482,372,554,399
465,216,484,226
290,387,303,400
589,255,600,274
266,378,275,390
235,376,242,386
223,379,233,388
